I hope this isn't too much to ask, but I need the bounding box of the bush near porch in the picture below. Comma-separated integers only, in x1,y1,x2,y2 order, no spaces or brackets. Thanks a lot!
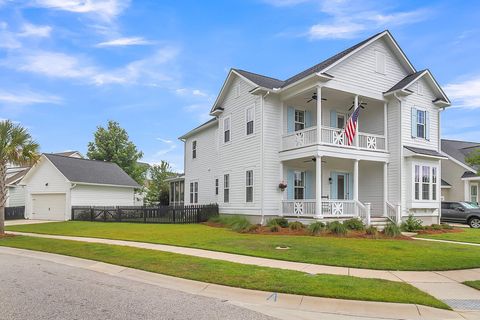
7,221,480,271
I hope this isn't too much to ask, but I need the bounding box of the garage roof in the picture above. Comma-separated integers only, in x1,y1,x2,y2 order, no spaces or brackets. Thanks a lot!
44,154,140,188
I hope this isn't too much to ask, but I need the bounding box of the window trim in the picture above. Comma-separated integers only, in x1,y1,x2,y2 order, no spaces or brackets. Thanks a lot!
294,109,305,132
245,106,254,136
416,109,427,139
294,170,305,200
192,140,197,159
412,163,438,202
245,169,254,203
223,116,231,144
189,181,198,204
223,174,230,203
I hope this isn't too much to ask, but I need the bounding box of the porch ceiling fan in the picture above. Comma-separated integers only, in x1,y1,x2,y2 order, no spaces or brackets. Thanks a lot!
347,99,367,111
303,157,327,163
306,92,327,103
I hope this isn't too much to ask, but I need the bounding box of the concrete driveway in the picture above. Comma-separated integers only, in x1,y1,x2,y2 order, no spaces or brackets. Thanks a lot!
0,252,275,320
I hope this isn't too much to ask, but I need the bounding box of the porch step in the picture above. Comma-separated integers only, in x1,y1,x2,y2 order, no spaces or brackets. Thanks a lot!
370,217,390,230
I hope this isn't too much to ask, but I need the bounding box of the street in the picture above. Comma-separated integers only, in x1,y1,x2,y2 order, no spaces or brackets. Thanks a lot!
0,252,276,320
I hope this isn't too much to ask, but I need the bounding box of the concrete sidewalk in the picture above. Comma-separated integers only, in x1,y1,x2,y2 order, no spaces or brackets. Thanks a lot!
0,246,473,320
5,219,58,226
8,231,480,312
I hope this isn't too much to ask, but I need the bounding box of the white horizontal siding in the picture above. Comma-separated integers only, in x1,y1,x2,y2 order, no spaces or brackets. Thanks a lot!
71,185,135,206
7,186,25,207
441,159,468,201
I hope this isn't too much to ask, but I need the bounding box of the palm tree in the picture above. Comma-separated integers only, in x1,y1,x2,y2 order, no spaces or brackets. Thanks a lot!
0,120,39,234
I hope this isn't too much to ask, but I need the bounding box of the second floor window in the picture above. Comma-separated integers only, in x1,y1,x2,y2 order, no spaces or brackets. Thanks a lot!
224,174,230,203
224,117,231,143
192,140,197,159
295,110,305,131
417,110,426,139
246,107,254,135
246,170,253,202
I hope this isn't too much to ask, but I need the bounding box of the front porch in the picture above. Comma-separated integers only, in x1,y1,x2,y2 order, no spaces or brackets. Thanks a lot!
280,156,399,224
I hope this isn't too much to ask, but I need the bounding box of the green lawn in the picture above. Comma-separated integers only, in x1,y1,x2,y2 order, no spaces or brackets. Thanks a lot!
417,228,480,244
7,221,480,271
0,235,448,309
464,280,480,290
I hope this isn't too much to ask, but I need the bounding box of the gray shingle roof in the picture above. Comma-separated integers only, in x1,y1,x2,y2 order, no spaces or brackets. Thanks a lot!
232,30,388,90
441,139,480,168
404,146,446,158
441,179,451,187
385,70,425,93
44,154,140,188
179,118,217,139
462,171,478,179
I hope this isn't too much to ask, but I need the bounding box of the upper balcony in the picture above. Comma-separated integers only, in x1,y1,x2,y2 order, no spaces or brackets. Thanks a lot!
281,87,387,153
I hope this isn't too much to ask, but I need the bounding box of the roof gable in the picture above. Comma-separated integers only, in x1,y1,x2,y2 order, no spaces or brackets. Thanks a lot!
442,139,480,171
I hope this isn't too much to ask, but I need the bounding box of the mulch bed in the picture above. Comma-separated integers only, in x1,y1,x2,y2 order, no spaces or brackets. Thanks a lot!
417,228,464,235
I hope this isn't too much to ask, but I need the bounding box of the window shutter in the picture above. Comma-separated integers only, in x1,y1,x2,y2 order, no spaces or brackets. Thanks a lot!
305,170,314,199
411,107,417,138
425,111,430,140
330,110,337,128
287,107,294,133
305,111,312,128
287,169,294,200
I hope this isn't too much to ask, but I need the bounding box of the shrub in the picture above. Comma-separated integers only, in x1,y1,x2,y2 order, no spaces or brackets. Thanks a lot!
327,221,348,236
308,221,325,235
430,224,443,231
343,218,365,231
269,224,280,232
288,221,304,231
365,226,379,238
268,218,289,228
441,223,453,230
384,222,401,238
401,214,423,232
212,215,253,233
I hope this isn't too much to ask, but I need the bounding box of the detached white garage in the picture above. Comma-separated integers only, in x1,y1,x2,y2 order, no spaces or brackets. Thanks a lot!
21,154,140,221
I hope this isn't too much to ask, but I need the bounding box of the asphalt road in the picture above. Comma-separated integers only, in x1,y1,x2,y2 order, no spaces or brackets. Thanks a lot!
0,252,276,320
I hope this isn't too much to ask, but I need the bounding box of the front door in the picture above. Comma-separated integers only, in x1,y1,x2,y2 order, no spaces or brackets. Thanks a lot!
331,172,351,200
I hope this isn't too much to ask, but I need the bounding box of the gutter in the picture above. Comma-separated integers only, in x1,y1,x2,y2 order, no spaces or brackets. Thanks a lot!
260,90,270,225
393,92,403,214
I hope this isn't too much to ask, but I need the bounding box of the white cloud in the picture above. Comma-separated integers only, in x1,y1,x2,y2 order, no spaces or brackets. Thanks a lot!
0,22,22,49
96,37,153,47
444,77,480,109
18,23,52,38
28,0,130,21
308,22,365,39
0,89,61,105
1,46,180,86
175,88,208,97
153,137,177,157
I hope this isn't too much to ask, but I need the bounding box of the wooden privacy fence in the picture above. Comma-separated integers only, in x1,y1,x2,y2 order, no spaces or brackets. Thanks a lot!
5,206,25,220
71,204,219,224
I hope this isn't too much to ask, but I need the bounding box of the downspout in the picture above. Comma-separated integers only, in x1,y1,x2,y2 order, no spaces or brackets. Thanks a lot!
393,92,403,219
260,90,270,225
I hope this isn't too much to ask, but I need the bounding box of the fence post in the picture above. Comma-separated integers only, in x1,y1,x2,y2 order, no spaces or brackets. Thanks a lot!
71,207,74,221
143,205,147,223
172,206,176,224
90,207,94,222
117,206,121,222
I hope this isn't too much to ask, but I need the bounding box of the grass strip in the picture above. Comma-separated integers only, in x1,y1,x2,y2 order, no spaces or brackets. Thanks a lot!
7,221,480,271
417,228,480,244
0,235,449,309
464,280,480,290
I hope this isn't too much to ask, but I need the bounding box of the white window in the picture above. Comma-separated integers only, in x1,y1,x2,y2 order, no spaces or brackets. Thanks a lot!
224,117,231,143
192,140,197,159
336,113,346,129
294,171,305,200
246,107,254,135
294,110,305,132
416,109,426,139
414,164,438,201
215,178,219,195
190,182,198,204
224,174,230,203
246,170,253,202
375,51,386,74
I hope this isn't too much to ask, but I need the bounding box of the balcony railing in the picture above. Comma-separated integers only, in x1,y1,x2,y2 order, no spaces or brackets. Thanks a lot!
282,126,386,152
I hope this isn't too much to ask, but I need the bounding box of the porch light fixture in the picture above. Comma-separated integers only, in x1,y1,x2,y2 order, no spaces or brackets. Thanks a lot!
278,181,287,191
328,178,332,184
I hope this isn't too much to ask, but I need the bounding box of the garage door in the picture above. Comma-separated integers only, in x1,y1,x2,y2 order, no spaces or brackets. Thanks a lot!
31,194,66,221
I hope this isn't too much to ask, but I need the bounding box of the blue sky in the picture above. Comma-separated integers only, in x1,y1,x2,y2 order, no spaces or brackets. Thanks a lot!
1,0,480,171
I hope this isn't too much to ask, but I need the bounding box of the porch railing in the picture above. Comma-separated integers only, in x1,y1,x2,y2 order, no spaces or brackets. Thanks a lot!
385,201,401,225
358,133,386,151
320,126,350,147
282,127,317,150
322,200,357,217
282,200,316,216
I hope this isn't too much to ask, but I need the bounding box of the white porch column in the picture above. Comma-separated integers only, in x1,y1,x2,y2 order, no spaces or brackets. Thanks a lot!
354,95,359,148
353,159,359,201
383,162,388,216
464,180,470,201
315,155,322,217
316,86,322,144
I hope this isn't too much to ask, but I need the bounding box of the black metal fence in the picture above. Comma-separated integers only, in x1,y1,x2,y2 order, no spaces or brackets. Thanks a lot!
71,204,219,224
5,206,25,220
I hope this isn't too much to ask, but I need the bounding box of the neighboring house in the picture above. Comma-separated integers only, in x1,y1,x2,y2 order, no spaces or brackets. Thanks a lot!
5,166,30,207
173,30,450,225
20,154,140,221
441,139,480,203
166,174,185,206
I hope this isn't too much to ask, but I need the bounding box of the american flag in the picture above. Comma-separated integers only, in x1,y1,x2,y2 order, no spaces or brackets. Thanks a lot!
344,107,360,146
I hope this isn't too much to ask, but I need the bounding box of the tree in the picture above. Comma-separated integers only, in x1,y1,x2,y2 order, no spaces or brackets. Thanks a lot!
87,121,147,185
0,120,39,234
466,149,480,175
145,161,175,205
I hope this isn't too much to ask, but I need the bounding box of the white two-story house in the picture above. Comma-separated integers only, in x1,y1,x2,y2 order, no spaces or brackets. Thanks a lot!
175,30,451,225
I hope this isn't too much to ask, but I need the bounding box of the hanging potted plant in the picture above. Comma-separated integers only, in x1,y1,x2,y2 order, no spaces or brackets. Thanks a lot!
278,181,287,191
